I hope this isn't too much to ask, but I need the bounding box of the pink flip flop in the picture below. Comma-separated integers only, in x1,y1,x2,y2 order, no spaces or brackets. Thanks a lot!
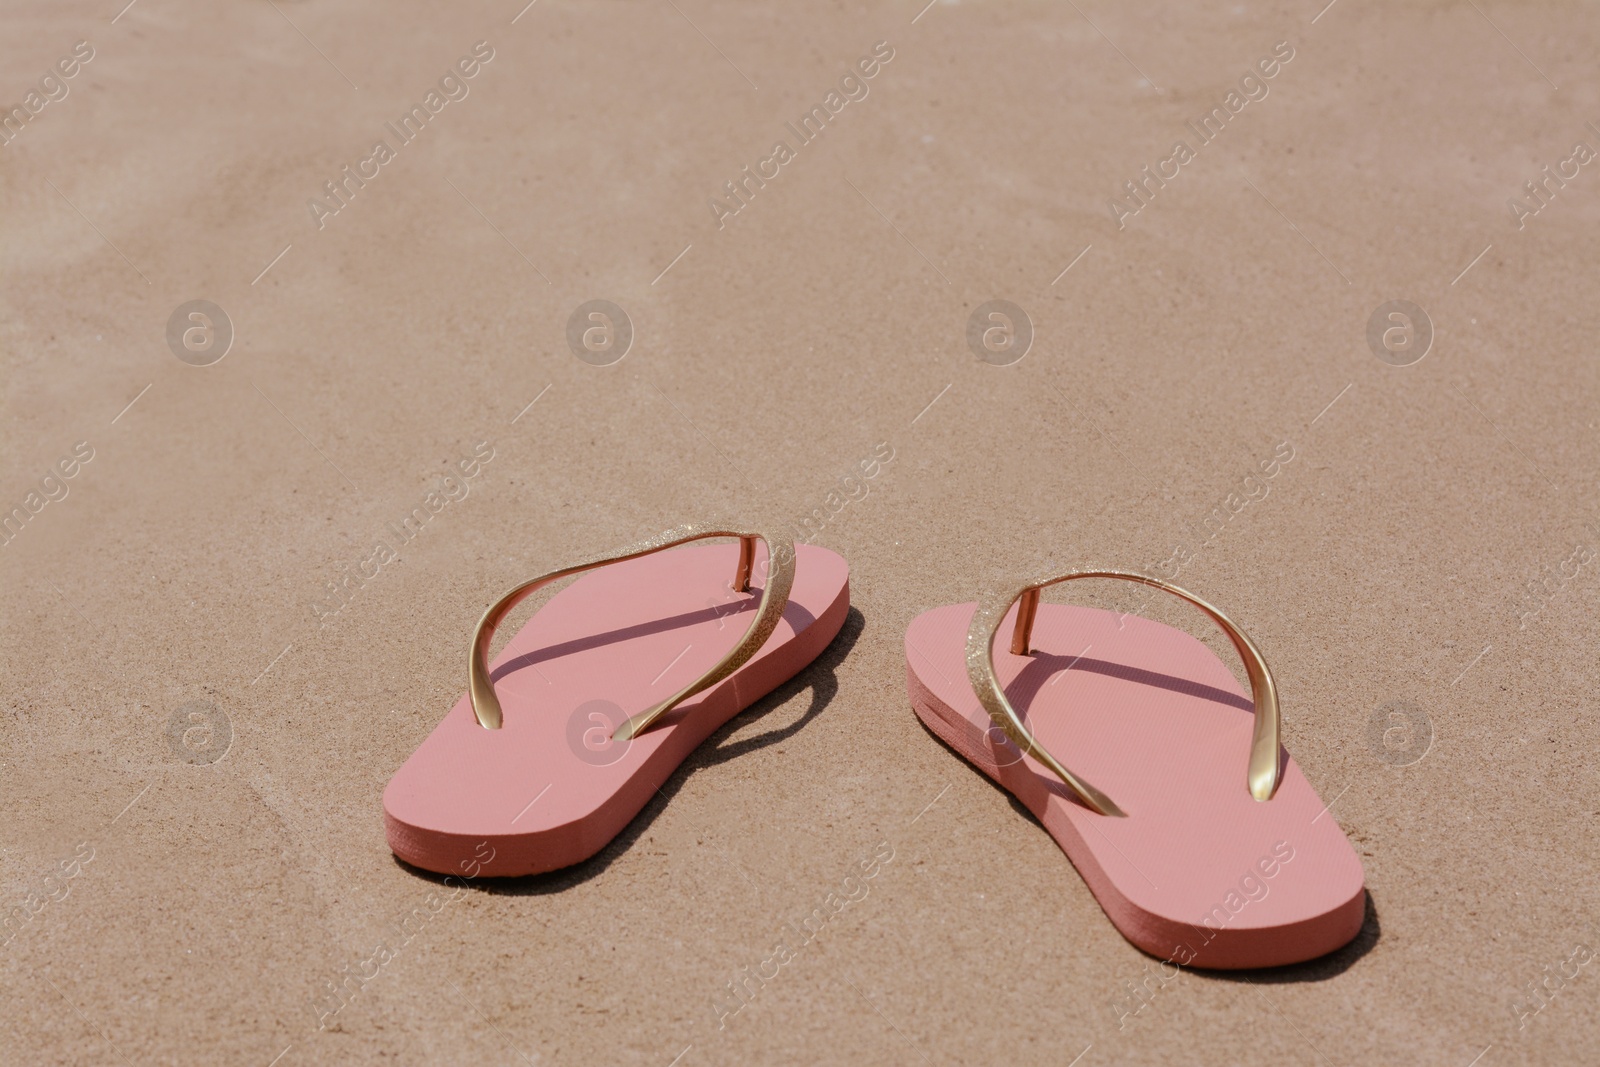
905,570,1365,969
385,526,849,877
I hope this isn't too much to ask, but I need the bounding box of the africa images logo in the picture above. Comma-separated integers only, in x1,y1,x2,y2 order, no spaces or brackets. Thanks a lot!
707,41,895,230
306,41,495,230
1107,41,1295,230
0,40,95,148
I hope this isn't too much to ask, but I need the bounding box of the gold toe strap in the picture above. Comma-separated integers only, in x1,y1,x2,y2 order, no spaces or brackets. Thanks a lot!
468,524,795,738
966,570,1283,817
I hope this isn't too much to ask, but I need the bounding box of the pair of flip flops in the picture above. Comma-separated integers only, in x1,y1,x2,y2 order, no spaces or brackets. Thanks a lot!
384,528,1365,969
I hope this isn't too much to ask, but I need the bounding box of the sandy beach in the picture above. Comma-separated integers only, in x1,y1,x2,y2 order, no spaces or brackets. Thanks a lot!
3,1,1598,1063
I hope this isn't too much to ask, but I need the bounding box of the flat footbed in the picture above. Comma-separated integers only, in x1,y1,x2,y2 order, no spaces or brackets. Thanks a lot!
386,542,849,877
905,600,1365,969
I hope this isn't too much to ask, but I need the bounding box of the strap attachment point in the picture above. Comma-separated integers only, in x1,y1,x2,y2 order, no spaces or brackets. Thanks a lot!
971,570,1283,816
467,527,794,736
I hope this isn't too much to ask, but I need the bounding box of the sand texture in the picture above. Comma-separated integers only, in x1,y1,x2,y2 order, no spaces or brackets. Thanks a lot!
3,1,1598,1064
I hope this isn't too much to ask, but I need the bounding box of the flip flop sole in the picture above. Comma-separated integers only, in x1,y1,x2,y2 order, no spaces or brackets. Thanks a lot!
906,601,1365,969
386,542,849,877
